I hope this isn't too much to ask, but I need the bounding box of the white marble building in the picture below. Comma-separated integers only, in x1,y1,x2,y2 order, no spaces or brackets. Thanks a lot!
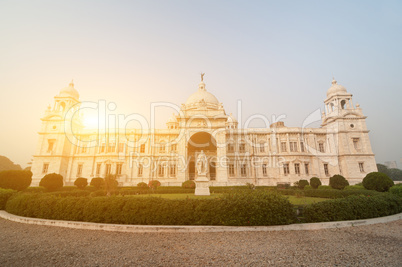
30,77,377,186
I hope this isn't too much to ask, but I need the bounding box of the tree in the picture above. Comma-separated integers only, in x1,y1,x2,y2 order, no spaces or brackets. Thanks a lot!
329,175,349,190
0,170,32,191
377,164,402,181
104,174,118,196
363,172,394,192
297,179,309,189
90,177,104,189
74,177,88,189
310,177,322,189
40,173,63,191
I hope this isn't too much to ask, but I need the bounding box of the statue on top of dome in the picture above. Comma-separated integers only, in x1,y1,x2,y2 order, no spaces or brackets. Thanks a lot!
201,72,205,81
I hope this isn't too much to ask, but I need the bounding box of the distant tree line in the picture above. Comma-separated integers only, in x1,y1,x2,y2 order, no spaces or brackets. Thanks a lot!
377,164,402,181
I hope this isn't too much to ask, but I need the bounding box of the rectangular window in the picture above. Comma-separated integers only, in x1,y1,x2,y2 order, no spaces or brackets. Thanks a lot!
140,144,145,153
118,143,124,153
170,164,176,177
138,164,143,177
359,162,364,173
290,142,298,152
281,142,287,152
108,143,115,153
171,144,177,152
77,164,83,176
259,143,265,153
300,142,305,152
158,165,165,177
318,143,325,153
159,144,165,153
324,163,329,176
116,163,122,175
81,144,87,154
228,164,235,176
304,163,309,175
96,163,101,176
262,164,267,176
106,164,111,175
99,143,105,153
239,143,246,153
295,163,300,175
227,143,234,152
42,163,49,174
47,139,55,152
353,138,361,151
283,163,290,175
240,164,247,176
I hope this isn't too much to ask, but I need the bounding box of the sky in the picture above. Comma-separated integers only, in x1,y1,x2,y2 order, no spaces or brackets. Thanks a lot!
0,0,401,168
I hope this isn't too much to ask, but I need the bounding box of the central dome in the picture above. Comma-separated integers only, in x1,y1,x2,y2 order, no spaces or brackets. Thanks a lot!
327,79,347,97
59,81,79,99
185,81,219,106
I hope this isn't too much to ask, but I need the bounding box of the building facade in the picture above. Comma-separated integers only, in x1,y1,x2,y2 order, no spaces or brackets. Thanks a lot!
30,77,377,186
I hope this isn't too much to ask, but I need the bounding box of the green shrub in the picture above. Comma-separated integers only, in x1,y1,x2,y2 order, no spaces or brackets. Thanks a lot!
389,185,402,198
276,183,291,189
303,194,402,223
74,178,88,189
39,173,63,191
345,185,365,190
5,190,295,226
182,180,195,189
137,182,148,189
0,188,16,209
318,185,331,190
90,178,104,190
0,170,32,191
302,188,380,199
23,187,46,193
104,174,118,196
148,180,161,190
329,175,349,190
297,180,309,189
310,177,321,189
363,172,394,192
304,185,312,190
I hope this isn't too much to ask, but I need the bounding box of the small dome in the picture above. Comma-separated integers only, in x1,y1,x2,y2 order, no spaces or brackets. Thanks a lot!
167,114,178,123
185,81,219,106
327,78,347,97
59,80,79,99
227,113,237,123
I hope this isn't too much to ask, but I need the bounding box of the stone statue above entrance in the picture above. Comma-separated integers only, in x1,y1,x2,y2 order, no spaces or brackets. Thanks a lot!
196,150,208,175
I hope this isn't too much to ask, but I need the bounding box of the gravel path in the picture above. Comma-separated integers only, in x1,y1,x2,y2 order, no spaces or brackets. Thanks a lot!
0,218,401,266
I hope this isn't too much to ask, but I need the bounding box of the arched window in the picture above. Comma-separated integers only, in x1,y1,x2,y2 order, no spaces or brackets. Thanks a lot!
341,100,346,109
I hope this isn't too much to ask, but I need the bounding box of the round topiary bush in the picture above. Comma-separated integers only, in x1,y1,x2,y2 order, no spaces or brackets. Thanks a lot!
74,177,88,189
182,180,195,189
90,177,105,190
0,170,32,191
329,175,349,190
148,180,161,190
297,179,309,189
137,182,148,188
363,172,394,192
310,177,322,189
39,173,63,191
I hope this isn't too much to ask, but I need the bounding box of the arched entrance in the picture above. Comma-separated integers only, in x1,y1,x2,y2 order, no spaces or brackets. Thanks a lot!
187,132,217,180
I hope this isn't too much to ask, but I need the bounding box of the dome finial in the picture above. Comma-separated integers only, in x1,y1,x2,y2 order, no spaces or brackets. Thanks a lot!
332,77,337,85
69,79,74,87
201,72,205,81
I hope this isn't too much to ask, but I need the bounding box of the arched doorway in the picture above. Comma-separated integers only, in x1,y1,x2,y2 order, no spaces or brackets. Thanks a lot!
187,132,217,180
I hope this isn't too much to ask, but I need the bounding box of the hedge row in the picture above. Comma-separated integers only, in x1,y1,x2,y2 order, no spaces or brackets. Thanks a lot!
0,188,16,209
5,190,295,226
303,193,402,222
277,188,381,199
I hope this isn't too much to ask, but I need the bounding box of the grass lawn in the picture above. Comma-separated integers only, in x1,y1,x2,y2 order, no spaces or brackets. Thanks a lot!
126,193,328,205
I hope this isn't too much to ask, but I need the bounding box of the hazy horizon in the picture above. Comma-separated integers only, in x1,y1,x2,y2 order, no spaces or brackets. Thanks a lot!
0,0,401,168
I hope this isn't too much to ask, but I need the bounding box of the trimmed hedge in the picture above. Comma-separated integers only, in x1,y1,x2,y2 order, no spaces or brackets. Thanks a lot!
363,172,394,192
0,188,16,209
389,185,402,198
310,177,321,189
40,173,63,191
0,170,32,191
5,190,295,226
329,175,349,190
303,193,402,222
74,178,88,189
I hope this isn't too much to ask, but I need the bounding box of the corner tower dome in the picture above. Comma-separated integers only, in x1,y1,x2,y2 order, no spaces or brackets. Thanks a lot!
59,80,79,100
327,78,347,97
